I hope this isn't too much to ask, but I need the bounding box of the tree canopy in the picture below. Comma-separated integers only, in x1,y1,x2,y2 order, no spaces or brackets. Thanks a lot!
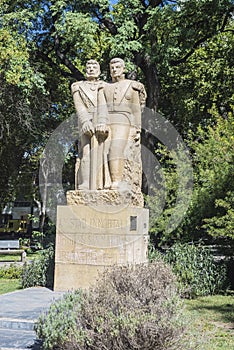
1,0,233,110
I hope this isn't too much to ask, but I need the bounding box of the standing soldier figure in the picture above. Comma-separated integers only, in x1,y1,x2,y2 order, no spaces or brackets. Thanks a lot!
71,60,109,190
104,58,147,190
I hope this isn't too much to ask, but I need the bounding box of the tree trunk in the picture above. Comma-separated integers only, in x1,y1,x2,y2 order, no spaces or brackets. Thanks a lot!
136,54,161,194
137,54,160,111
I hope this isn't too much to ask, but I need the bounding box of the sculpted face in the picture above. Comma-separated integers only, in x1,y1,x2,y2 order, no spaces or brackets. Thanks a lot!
86,61,100,80
110,60,125,80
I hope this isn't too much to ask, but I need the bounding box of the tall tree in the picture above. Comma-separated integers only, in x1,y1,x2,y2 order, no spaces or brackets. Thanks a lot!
1,0,233,112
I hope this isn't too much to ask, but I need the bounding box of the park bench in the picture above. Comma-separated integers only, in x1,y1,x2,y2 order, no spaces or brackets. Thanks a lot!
0,240,26,263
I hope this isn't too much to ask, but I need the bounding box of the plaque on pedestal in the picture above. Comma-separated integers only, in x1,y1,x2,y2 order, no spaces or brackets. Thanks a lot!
54,204,149,291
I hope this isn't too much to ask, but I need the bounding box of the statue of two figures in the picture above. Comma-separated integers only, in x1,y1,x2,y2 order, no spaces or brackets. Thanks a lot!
71,58,146,198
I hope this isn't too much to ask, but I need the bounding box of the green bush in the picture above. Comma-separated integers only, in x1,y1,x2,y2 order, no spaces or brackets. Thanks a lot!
0,264,22,279
36,261,195,350
163,243,228,298
35,290,84,350
21,245,54,289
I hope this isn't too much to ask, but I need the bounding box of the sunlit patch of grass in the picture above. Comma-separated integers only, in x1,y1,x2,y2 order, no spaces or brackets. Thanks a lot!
0,250,42,262
0,278,21,295
185,295,234,350
0,255,21,262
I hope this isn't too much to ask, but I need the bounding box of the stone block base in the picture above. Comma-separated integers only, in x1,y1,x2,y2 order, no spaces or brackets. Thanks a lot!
66,189,144,208
54,205,149,291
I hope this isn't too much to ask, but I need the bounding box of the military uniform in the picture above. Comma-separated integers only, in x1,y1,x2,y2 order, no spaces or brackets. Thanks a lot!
71,80,109,189
71,80,108,130
103,79,147,188
104,79,146,129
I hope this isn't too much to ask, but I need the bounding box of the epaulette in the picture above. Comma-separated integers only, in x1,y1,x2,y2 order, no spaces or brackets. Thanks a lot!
71,81,84,94
131,81,144,91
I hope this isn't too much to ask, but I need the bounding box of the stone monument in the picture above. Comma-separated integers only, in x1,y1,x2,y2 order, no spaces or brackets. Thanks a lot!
54,58,149,291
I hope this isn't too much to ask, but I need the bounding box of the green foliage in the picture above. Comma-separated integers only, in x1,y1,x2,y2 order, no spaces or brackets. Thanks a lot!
0,279,21,295
36,262,193,350
1,0,232,116
151,0,234,129
19,237,31,248
163,243,228,298
31,230,45,250
36,291,84,350
203,191,234,240
21,246,54,289
0,29,29,86
30,221,56,251
146,142,192,246
147,114,234,246
0,264,23,279
187,115,234,241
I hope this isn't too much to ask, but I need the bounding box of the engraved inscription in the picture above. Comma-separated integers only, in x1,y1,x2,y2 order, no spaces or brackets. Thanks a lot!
56,234,76,249
57,248,118,266
59,216,123,231
89,218,123,229
59,217,87,230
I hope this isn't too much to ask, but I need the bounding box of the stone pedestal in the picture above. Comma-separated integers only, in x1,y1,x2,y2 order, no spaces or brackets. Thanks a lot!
54,204,149,291
66,189,144,208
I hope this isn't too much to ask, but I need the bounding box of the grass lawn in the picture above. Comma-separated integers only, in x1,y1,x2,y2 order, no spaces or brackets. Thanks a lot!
0,250,43,295
0,255,22,262
0,278,21,294
185,294,234,350
0,250,42,262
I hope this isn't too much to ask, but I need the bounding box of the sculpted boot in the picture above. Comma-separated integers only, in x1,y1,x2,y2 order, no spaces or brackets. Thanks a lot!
109,158,125,190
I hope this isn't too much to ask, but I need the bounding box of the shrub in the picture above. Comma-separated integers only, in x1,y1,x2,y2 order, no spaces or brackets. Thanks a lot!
163,243,228,298
21,245,54,289
36,261,194,350
35,290,84,350
0,264,22,279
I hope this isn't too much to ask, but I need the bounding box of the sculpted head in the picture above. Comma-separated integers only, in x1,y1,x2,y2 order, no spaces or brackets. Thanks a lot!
86,59,100,80
110,58,125,81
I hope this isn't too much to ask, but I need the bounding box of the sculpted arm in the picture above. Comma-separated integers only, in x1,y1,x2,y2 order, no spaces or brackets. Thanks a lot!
131,82,147,130
96,83,109,138
71,82,94,136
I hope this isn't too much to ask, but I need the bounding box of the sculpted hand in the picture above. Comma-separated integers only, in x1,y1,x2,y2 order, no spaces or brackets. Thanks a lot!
82,121,94,136
95,124,109,142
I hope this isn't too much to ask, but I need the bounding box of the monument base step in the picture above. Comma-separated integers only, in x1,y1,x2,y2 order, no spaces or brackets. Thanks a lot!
0,318,35,331
0,288,63,349
0,327,36,349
